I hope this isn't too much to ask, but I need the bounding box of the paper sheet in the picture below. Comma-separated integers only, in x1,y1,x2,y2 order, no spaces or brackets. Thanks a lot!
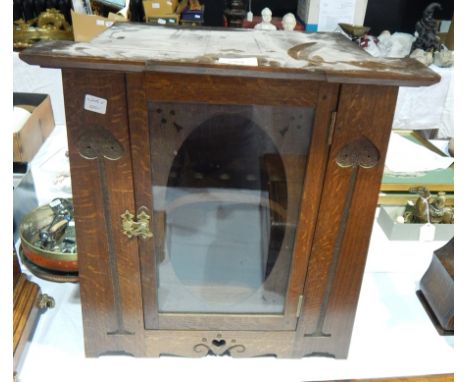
318,0,357,32
385,132,454,173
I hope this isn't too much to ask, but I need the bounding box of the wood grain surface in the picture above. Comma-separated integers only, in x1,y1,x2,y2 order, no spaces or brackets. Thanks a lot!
62,69,145,356
296,84,399,358
13,254,41,368
19,23,440,87
135,73,332,332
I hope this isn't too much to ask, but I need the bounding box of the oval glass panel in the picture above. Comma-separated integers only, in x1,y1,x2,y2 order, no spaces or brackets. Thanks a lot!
149,102,314,314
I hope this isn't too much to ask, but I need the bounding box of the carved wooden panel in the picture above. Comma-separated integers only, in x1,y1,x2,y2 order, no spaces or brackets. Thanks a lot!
296,84,399,358
62,69,145,356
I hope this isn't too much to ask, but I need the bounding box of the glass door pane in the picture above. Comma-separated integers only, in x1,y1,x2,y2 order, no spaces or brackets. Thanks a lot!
148,102,314,314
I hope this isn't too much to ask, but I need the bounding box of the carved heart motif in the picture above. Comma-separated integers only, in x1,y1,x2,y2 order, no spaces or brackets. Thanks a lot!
211,339,226,347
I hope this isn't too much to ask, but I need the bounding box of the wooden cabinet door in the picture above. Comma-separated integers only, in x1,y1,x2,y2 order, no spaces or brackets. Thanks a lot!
127,72,339,331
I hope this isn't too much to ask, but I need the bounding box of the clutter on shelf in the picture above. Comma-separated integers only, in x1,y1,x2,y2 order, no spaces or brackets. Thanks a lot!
19,198,79,282
343,2,453,68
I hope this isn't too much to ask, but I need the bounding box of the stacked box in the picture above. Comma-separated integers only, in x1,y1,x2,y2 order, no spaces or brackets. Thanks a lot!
143,0,179,25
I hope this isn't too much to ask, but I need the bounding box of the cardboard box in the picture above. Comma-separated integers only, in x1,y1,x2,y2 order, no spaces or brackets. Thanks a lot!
377,206,453,241
143,0,178,19
13,93,55,162
146,14,180,25
71,10,126,42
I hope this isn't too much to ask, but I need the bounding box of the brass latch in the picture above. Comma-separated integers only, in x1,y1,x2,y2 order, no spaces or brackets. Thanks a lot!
121,207,153,239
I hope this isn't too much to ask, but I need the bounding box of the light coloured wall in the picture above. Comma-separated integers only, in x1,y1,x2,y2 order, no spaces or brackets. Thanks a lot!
13,51,66,126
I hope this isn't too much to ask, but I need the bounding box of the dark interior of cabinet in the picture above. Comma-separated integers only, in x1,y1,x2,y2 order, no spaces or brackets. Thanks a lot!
148,101,314,315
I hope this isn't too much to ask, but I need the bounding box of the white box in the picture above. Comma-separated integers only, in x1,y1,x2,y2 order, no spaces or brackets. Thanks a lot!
297,0,368,32
377,206,453,241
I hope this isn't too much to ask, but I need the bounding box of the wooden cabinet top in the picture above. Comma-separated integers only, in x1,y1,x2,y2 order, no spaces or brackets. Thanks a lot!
20,23,439,86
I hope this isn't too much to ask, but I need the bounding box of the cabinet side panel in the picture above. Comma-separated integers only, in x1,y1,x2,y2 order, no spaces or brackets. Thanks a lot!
62,69,144,356
298,84,398,358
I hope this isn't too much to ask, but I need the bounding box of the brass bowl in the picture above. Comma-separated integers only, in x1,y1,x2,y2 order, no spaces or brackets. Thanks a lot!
339,23,371,38
19,200,78,273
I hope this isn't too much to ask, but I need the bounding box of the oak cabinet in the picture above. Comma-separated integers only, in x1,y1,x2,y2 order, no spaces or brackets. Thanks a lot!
20,23,439,358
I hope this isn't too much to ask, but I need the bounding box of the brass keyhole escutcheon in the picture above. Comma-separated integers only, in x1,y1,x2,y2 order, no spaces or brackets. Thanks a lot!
121,207,153,239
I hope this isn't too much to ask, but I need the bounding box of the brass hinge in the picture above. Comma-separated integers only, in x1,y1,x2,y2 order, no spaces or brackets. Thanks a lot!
327,111,337,146
296,294,304,318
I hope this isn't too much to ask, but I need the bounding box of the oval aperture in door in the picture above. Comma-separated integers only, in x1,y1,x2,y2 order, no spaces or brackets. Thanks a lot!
163,113,287,312
149,102,314,315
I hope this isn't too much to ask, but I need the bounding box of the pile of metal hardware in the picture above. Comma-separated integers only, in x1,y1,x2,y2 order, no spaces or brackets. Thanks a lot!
35,198,76,254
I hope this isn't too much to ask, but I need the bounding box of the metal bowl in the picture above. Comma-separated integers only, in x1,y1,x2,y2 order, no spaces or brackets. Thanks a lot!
339,23,371,39
19,199,78,273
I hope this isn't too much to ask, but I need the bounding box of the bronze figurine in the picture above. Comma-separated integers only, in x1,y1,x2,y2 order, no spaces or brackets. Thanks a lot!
411,2,443,52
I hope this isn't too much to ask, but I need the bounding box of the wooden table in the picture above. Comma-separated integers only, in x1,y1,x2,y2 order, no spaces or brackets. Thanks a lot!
20,23,439,358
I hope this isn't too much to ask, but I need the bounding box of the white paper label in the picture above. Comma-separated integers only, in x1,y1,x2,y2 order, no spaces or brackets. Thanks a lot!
158,18,167,24
218,57,258,67
84,94,107,115
419,223,436,241
152,2,161,8
318,0,357,32
96,19,105,26
195,14,201,18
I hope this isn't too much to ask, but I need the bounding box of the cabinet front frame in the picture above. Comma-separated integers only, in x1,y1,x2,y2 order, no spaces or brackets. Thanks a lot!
127,72,339,332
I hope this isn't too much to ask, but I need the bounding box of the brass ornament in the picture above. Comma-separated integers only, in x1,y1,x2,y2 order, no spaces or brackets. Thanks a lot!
77,126,124,161
13,9,73,50
335,137,379,169
121,208,153,239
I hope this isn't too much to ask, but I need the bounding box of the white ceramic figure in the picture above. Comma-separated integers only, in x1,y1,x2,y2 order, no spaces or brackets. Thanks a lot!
410,48,433,66
385,32,415,58
254,7,277,30
433,49,454,67
281,13,296,31
362,31,415,58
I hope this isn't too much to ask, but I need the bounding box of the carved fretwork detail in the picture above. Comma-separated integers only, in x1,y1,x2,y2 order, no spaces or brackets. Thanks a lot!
335,137,379,169
193,337,246,356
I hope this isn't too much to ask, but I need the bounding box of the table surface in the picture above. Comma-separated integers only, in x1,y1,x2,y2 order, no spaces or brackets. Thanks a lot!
19,23,440,86
14,124,454,382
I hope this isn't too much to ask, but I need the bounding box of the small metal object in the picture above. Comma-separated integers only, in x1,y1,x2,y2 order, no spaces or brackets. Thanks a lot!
296,295,304,318
121,207,153,239
35,198,74,250
37,294,55,309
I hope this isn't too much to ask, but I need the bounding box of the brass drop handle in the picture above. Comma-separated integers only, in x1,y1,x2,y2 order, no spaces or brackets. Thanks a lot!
121,208,153,239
